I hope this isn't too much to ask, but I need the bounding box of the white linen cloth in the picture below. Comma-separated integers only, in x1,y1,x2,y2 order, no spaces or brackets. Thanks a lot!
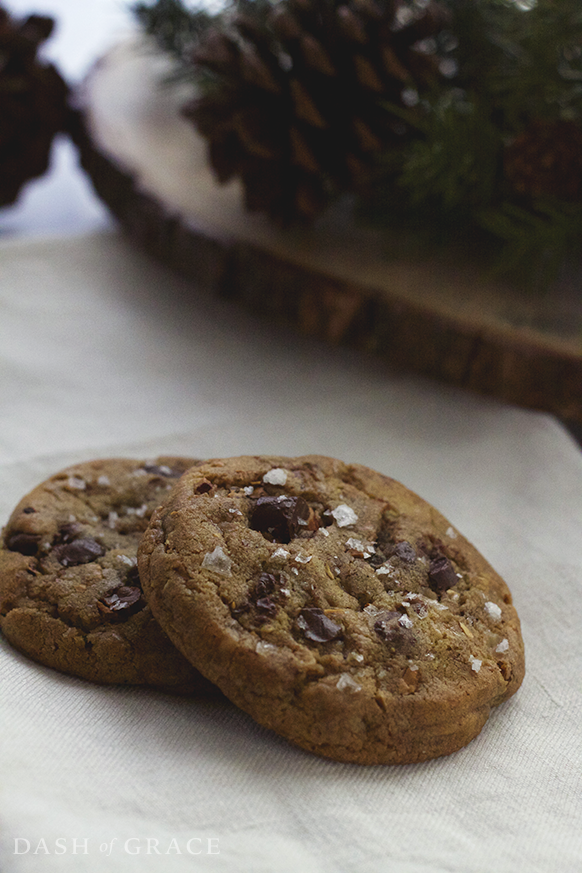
1,232,581,873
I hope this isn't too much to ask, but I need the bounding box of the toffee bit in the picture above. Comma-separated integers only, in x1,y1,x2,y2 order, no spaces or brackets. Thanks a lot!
345,537,375,558
400,665,420,693
459,621,474,639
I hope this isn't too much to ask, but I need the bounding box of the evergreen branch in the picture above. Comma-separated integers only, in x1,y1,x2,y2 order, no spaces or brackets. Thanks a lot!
132,0,215,58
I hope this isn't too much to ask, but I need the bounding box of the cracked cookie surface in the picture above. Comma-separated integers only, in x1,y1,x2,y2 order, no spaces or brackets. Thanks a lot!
0,457,215,693
138,454,525,764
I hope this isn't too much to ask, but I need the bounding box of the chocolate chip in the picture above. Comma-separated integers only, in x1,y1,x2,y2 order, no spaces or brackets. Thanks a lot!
250,496,310,543
195,479,213,493
97,585,143,618
126,564,141,586
428,556,458,593
22,507,36,514
392,541,416,563
297,607,342,643
53,537,105,567
56,521,83,544
367,550,387,568
374,611,416,654
256,596,278,618
254,572,278,599
5,532,41,556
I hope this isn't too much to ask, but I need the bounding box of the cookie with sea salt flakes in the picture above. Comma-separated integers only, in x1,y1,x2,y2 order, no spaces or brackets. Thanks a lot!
0,457,216,694
138,454,525,764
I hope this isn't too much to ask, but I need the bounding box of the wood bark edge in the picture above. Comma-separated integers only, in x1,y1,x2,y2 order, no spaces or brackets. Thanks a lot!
70,111,582,429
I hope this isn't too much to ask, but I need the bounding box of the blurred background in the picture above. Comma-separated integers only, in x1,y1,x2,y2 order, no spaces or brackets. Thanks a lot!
0,0,132,237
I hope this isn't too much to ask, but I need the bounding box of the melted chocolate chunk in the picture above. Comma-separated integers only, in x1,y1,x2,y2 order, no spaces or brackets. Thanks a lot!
56,521,83,544
392,541,416,563
126,564,141,586
374,611,416,654
250,496,311,543
97,586,144,618
232,601,250,618
5,532,41,556
297,607,342,643
53,537,105,567
428,556,458,593
256,596,278,618
367,550,387,569
254,572,278,599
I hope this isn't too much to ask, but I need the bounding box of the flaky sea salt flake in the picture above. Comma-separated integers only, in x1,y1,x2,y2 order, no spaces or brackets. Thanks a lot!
263,468,288,486
336,673,361,693
346,537,375,558
256,641,277,655
202,546,232,576
470,656,482,673
272,547,290,560
496,638,509,653
331,504,358,528
484,601,502,622
67,477,86,490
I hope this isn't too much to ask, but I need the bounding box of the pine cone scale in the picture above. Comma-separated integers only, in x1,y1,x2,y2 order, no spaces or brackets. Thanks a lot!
185,0,447,222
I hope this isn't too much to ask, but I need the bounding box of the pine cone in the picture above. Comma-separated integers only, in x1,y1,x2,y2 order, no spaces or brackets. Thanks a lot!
0,6,68,207
504,120,582,203
183,0,448,223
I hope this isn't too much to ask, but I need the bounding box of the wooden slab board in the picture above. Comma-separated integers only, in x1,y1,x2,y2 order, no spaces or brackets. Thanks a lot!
72,38,582,428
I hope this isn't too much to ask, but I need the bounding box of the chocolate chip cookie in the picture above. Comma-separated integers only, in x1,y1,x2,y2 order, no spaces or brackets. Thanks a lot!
0,457,215,693
138,455,525,764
